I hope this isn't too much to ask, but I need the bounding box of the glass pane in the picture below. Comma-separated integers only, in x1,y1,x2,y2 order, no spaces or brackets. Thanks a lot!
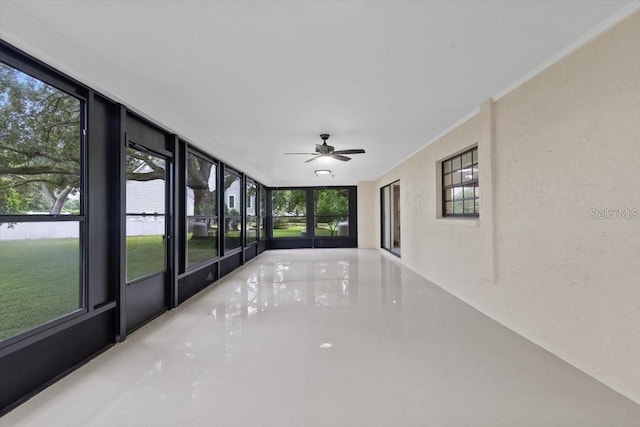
461,168,473,183
451,156,461,171
0,62,82,216
445,201,453,215
443,160,451,173
382,186,391,250
391,182,401,254
463,186,475,199
246,216,258,243
246,181,257,217
444,173,452,187
246,180,257,244
272,189,306,238
259,186,266,240
224,170,242,251
187,153,216,216
444,188,454,201
452,171,461,185
187,217,217,268
126,148,166,215
272,216,307,238
0,221,81,341
464,199,475,214
126,148,166,281
461,151,472,167
224,217,242,250
472,148,478,164
453,187,463,200
453,200,464,214
475,185,480,199
314,189,349,237
472,166,479,181
126,215,165,281
475,198,480,213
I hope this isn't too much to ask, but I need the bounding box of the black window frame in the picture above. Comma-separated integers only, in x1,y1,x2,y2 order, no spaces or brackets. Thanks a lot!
0,55,88,348
185,149,219,270
442,146,479,218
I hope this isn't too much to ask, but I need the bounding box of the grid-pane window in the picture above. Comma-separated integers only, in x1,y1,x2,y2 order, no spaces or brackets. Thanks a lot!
442,147,479,217
186,152,217,268
0,61,84,342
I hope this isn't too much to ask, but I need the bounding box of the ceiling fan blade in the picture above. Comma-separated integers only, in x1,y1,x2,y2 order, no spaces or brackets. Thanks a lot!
332,149,365,155
284,152,317,155
305,156,321,163
330,153,351,162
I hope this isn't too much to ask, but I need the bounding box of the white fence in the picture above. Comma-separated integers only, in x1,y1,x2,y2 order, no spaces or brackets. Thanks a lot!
0,217,166,241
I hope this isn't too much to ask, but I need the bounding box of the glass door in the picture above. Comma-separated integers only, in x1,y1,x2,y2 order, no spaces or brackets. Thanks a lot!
125,146,169,331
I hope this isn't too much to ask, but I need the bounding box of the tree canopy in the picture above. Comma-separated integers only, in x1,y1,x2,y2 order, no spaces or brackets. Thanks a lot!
0,62,81,214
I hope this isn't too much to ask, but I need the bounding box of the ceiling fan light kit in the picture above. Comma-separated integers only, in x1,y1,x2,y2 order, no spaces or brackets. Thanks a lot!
284,134,366,164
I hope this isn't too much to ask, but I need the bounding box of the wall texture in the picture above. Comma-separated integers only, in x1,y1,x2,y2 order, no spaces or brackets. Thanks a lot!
362,10,640,403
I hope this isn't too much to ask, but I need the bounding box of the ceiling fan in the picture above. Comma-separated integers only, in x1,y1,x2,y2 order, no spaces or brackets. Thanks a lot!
284,134,366,163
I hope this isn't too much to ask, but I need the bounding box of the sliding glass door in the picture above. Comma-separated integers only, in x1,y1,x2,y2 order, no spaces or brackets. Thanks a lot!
381,181,401,256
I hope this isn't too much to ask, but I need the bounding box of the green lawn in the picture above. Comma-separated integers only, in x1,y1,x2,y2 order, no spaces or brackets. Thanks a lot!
272,224,335,238
1,227,344,341
0,237,80,340
0,235,173,341
187,232,217,268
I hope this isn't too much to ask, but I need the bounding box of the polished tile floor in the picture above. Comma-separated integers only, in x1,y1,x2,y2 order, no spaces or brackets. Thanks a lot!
3,249,640,426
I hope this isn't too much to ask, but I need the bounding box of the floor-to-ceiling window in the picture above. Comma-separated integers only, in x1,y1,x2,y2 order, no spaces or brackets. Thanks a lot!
259,184,266,240
186,151,218,267
314,188,349,237
0,60,85,342
271,189,307,238
223,168,242,252
381,180,401,256
246,179,257,245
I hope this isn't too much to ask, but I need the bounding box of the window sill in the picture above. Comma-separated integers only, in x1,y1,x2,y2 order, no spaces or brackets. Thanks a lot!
436,218,479,227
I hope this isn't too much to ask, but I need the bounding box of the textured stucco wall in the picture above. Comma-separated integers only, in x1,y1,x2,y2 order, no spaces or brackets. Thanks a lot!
357,181,377,248
366,10,640,403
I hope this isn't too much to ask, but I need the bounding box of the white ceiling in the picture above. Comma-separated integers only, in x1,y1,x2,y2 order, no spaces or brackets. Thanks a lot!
0,0,635,186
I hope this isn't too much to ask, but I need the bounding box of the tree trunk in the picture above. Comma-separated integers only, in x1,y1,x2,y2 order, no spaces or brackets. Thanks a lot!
39,182,55,208
50,185,72,214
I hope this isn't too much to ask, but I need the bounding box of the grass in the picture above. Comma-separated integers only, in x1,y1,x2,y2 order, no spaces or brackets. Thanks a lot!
0,235,173,340
0,237,80,340
272,224,335,238
187,232,217,268
0,227,345,341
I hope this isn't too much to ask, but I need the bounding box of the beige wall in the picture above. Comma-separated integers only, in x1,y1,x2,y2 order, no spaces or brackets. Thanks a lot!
360,10,640,403
357,181,377,248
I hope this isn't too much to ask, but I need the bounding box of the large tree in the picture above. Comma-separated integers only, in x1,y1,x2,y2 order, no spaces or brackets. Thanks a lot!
0,63,81,214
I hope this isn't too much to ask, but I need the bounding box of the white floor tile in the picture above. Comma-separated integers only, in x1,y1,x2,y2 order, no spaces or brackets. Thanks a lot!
2,249,639,426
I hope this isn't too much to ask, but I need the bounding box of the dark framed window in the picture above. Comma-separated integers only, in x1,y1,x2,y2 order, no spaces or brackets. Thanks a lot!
314,188,349,237
0,60,86,343
223,169,242,251
442,147,479,217
271,189,306,238
186,152,218,268
259,184,266,240
246,179,257,244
